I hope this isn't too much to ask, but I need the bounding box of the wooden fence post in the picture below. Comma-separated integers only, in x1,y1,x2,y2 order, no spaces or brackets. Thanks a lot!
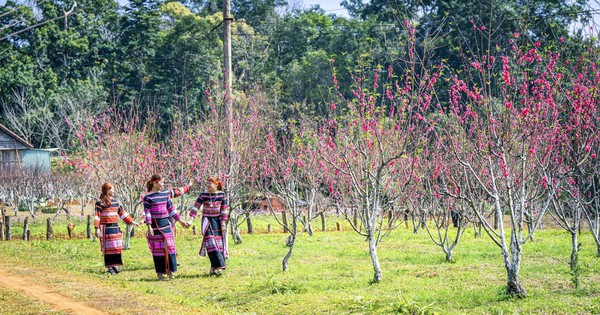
192,225,197,235
86,215,92,239
246,213,253,234
0,215,4,241
26,230,31,241
4,216,11,240
22,217,29,241
336,221,341,231
46,218,53,240
67,223,75,239
321,212,326,231
267,224,271,233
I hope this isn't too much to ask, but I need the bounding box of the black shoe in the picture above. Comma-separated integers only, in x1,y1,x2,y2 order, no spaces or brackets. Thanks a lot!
112,266,121,274
108,268,116,275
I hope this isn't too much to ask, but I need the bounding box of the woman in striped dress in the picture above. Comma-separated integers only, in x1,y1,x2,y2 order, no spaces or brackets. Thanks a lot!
144,174,190,281
189,176,229,276
94,182,139,275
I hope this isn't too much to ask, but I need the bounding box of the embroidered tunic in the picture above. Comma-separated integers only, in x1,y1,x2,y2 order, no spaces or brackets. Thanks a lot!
143,189,185,274
190,191,229,268
94,198,134,267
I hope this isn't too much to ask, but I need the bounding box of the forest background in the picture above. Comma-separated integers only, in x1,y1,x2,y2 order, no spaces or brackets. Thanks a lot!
1,0,599,150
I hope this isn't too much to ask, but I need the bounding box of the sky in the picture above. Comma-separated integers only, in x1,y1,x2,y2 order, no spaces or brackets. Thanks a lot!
0,0,352,16
301,0,350,17
1,0,599,30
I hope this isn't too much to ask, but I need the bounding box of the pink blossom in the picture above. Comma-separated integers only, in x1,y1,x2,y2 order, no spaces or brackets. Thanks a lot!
541,176,548,189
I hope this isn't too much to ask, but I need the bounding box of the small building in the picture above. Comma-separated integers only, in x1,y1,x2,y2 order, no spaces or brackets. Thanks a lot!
247,194,286,213
246,195,309,213
0,123,51,172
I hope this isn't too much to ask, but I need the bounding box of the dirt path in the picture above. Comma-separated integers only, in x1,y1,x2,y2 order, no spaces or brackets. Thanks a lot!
0,265,108,315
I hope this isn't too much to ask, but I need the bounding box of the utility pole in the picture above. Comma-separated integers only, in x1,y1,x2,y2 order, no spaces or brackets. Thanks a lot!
223,0,234,185
223,0,233,168
223,0,234,251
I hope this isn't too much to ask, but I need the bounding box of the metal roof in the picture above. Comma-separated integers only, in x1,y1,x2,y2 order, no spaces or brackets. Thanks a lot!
0,122,34,149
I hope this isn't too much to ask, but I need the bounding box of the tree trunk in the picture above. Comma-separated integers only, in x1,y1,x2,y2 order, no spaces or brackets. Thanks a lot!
22,217,29,241
124,224,132,249
246,212,253,234
506,266,526,298
303,215,313,236
445,248,453,262
4,216,11,240
473,222,482,238
28,201,36,218
282,211,289,233
570,231,580,288
86,215,92,239
0,216,4,241
570,231,579,271
282,234,295,272
230,211,242,244
321,212,326,231
368,235,382,282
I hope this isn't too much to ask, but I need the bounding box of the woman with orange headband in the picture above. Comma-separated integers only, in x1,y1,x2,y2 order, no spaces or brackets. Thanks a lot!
189,176,229,276
94,182,140,275
143,174,190,280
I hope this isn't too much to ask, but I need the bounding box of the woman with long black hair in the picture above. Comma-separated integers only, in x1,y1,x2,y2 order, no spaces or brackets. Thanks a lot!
189,176,229,276
143,174,190,280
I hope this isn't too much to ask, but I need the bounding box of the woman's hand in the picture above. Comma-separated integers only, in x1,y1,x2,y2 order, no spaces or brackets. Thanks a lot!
221,221,227,232
146,225,154,237
179,220,190,229
94,228,99,239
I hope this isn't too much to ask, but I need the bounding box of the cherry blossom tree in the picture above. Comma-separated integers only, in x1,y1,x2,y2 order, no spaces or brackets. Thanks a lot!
257,120,327,271
68,110,162,248
415,147,472,262
438,34,585,296
179,85,272,244
540,46,600,282
318,21,439,282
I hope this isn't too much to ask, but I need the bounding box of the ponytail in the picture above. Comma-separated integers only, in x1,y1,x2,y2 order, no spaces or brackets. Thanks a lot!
100,182,113,206
147,174,163,192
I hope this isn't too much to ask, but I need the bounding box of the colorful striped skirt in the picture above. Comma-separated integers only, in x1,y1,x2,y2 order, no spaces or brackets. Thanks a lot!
99,223,124,268
146,218,177,274
200,216,228,269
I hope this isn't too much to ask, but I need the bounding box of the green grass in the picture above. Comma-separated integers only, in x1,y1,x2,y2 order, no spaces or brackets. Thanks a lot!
0,287,66,315
1,214,599,314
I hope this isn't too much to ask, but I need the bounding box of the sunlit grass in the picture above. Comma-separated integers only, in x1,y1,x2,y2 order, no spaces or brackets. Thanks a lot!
1,213,599,314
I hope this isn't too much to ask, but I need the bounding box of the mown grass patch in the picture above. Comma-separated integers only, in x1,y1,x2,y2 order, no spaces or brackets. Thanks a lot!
0,214,599,314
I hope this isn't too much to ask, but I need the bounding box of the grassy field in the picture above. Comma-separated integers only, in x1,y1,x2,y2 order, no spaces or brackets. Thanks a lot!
0,213,599,314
